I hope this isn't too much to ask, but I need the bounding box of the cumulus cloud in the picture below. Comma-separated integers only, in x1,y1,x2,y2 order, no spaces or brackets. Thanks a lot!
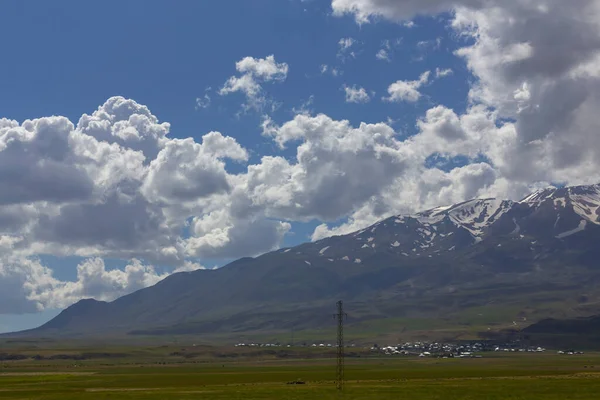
220,55,289,111
334,0,600,188
331,0,469,23
6,95,486,313
256,114,414,221
0,117,93,206
384,71,431,102
142,133,247,204
7,0,600,315
1,93,300,283
0,96,264,268
311,161,501,241
14,105,180,263
307,102,530,240
77,96,170,161
343,84,372,103
0,256,56,314
186,206,291,259
0,253,204,314
32,193,178,263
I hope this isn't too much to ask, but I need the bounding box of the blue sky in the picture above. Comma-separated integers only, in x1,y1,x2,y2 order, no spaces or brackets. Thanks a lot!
0,0,467,253
0,1,467,136
1,0,598,332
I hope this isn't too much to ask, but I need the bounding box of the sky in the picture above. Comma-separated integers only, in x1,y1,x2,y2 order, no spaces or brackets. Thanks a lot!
1,0,600,332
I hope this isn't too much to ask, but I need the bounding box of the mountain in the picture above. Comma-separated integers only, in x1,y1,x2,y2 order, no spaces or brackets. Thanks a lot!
522,315,600,349
524,315,600,336
11,183,600,341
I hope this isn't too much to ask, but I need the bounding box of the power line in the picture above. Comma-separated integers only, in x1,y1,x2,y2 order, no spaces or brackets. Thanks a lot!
333,300,347,391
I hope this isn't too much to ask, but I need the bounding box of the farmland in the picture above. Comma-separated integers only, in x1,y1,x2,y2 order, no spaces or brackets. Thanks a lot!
1,342,600,399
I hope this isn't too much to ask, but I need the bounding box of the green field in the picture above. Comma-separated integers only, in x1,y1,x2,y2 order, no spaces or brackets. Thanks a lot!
2,344,600,399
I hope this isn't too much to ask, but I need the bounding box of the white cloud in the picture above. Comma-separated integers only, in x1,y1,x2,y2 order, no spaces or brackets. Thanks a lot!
343,85,372,103
384,71,431,102
336,0,600,187
0,96,273,269
452,0,600,185
235,56,289,81
320,64,342,77
8,0,600,316
311,162,500,241
220,55,289,111
339,37,356,52
435,68,454,78
292,95,316,115
376,38,402,61
196,94,211,109
0,95,518,283
417,38,443,51
0,253,204,314
0,116,94,206
256,114,413,221
331,0,466,23
186,205,291,260
376,49,390,61
304,104,508,240
196,87,213,110
338,37,360,60
142,132,248,204
76,96,170,161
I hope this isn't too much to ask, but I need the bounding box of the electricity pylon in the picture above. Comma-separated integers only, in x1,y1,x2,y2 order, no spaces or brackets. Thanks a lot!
333,300,347,391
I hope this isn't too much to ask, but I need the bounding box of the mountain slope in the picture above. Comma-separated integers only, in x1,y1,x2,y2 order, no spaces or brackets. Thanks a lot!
13,183,600,339
522,314,600,349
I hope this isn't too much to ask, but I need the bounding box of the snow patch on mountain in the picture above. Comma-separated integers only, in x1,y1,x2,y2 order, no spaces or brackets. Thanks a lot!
556,220,587,239
569,187,600,224
520,187,557,205
410,198,512,239
306,183,600,259
511,218,521,235
520,185,600,225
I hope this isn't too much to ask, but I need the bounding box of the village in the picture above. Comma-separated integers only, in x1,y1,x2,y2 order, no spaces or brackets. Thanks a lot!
234,340,587,358
372,341,542,357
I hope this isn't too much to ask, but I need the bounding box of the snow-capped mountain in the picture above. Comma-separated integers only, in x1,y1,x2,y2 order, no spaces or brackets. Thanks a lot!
292,183,600,263
519,184,600,227
14,183,600,339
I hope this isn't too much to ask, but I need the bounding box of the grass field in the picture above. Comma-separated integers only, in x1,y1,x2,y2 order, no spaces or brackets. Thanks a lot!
2,345,600,399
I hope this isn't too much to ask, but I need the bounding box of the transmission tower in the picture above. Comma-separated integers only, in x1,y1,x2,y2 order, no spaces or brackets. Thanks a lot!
333,300,347,391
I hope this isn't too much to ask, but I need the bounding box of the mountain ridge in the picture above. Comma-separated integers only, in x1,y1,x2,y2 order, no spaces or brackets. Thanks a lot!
9,183,600,340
